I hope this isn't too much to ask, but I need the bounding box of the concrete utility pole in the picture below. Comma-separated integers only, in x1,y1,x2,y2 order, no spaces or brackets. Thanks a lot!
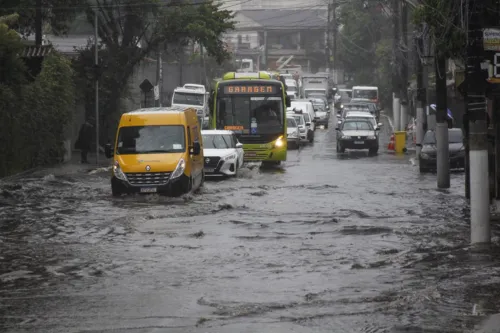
155,48,162,107
392,0,401,131
400,1,409,132
466,0,490,245
415,30,426,157
332,0,337,74
435,54,449,188
326,1,331,71
94,10,99,165
35,0,42,46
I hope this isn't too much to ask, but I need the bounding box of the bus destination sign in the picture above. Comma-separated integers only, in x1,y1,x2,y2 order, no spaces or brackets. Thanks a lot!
223,85,277,94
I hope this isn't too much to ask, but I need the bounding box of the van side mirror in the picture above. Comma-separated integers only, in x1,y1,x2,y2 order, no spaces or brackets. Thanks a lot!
236,142,243,148
306,122,311,126
191,141,201,155
104,143,113,158
285,95,291,107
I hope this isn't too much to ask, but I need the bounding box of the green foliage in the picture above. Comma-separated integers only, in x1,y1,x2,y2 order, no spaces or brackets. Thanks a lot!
337,1,393,105
74,0,235,141
412,0,466,58
0,15,75,177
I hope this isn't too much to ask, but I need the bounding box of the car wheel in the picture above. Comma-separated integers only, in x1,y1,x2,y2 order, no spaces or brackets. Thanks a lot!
324,124,329,129
419,161,428,173
309,132,314,143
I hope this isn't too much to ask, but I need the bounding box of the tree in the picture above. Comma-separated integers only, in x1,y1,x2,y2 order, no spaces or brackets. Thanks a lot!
73,0,234,141
0,0,83,38
337,1,393,104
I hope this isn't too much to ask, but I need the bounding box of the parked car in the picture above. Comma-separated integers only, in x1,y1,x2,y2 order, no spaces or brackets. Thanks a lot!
286,116,300,149
287,108,314,143
201,130,244,177
419,128,465,173
335,119,379,154
291,100,318,134
310,97,330,128
287,111,309,145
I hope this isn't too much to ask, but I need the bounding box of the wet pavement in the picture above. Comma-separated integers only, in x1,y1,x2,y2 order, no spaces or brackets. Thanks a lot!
2,114,500,333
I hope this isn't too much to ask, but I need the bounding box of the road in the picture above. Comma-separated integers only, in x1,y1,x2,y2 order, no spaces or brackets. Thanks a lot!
1,112,499,333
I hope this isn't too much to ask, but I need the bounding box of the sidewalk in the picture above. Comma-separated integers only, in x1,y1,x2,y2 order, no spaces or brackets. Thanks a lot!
380,111,417,153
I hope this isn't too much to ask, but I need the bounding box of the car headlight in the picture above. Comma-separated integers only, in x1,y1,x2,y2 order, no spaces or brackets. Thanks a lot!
113,161,127,181
341,135,351,139
288,131,298,138
420,153,429,159
367,136,377,140
274,136,284,148
340,104,343,108
223,154,236,161
171,158,186,178
299,127,306,133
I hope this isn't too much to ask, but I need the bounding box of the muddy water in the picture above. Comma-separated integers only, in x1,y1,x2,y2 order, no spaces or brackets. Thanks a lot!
1,116,500,333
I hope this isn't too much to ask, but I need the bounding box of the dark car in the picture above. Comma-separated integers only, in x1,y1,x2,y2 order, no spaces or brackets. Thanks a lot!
335,119,379,154
419,128,465,173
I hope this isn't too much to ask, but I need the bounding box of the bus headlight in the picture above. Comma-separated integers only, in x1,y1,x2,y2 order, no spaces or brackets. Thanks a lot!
171,158,186,179
113,161,127,181
274,136,284,148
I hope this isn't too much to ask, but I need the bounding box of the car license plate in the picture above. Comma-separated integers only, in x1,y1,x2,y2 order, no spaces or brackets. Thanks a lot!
354,141,364,144
245,152,256,157
140,187,157,193
205,168,215,173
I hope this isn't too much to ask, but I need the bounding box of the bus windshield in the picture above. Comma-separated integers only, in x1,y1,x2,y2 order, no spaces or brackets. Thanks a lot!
352,89,377,100
216,96,284,134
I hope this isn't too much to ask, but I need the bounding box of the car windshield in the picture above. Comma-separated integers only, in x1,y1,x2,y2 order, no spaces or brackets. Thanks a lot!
352,89,377,100
287,117,297,127
202,134,235,149
422,130,463,144
344,104,370,111
116,125,185,154
347,116,376,127
172,92,204,106
342,121,373,131
291,115,304,125
302,113,311,122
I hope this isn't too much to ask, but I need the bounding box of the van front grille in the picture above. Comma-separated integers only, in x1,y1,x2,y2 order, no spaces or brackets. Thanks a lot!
125,172,171,186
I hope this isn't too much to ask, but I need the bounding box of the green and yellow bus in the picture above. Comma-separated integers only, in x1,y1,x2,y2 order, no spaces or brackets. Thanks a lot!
209,71,291,164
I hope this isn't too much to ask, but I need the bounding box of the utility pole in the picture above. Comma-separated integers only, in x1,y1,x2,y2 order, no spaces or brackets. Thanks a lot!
400,0,409,132
327,0,331,71
332,0,337,75
155,48,162,107
466,0,489,245
264,30,268,70
415,30,426,157
392,0,401,131
35,0,42,45
435,54,449,188
94,10,99,165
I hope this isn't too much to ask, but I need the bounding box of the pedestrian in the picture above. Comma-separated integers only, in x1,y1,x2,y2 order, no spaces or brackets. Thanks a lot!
75,117,94,164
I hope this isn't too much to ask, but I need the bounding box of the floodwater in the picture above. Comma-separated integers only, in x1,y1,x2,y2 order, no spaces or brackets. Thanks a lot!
1,114,500,333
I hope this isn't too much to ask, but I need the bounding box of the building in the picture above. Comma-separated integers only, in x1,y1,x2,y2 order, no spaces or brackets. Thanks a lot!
225,9,328,72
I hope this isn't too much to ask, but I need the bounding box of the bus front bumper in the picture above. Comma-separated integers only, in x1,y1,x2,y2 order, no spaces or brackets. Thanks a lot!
243,145,287,162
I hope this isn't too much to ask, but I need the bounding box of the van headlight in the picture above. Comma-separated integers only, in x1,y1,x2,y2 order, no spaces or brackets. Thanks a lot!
223,154,236,161
341,135,351,139
420,153,429,159
274,136,284,147
113,161,127,181
171,158,186,179
367,135,377,140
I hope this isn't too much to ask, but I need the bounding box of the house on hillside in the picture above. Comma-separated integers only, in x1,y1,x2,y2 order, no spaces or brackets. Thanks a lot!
225,9,328,72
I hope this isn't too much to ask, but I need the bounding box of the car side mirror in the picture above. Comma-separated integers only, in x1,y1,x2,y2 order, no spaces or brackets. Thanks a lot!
314,116,320,120
104,143,113,158
335,127,340,130
337,120,341,124
306,122,311,126
236,142,243,148
314,108,318,111
377,122,383,127
375,127,380,131
191,141,201,155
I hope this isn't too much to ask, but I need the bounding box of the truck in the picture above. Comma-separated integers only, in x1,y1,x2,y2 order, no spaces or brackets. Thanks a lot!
301,74,331,100
171,84,209,118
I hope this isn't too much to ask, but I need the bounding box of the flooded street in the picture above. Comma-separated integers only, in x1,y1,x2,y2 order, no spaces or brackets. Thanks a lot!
2,115,500,333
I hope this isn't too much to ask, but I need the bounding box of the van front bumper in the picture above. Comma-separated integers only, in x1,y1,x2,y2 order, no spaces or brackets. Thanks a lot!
111,173,190,195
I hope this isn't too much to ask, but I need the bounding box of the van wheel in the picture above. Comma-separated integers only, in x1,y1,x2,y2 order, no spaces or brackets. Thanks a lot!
111,184,122,197
309,132,314,143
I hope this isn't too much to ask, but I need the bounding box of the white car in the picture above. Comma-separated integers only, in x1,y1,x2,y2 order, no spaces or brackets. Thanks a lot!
338,111,382,130
201,130,244,177
287,111,308,144
286,116,300,149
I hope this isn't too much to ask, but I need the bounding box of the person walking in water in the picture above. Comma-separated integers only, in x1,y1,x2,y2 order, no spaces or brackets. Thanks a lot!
75,117,94,164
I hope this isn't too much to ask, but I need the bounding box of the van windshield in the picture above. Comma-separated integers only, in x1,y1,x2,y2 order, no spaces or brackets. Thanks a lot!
116,125,185,154
172,92,204,106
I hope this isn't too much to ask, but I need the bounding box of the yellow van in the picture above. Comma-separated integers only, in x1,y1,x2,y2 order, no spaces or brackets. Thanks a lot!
104,107,204,196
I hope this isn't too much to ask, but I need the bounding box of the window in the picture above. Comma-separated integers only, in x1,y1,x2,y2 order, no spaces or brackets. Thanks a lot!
302,113,311,123
172,92,204,106
202,134,235,149
287,117,297,127
187,127,192,146
292,115,304,125
342,121,373,131
116,125,185,154
353,89,377,100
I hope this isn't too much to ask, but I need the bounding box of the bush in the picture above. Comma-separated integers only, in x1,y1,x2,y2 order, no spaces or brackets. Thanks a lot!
0,51,75,177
